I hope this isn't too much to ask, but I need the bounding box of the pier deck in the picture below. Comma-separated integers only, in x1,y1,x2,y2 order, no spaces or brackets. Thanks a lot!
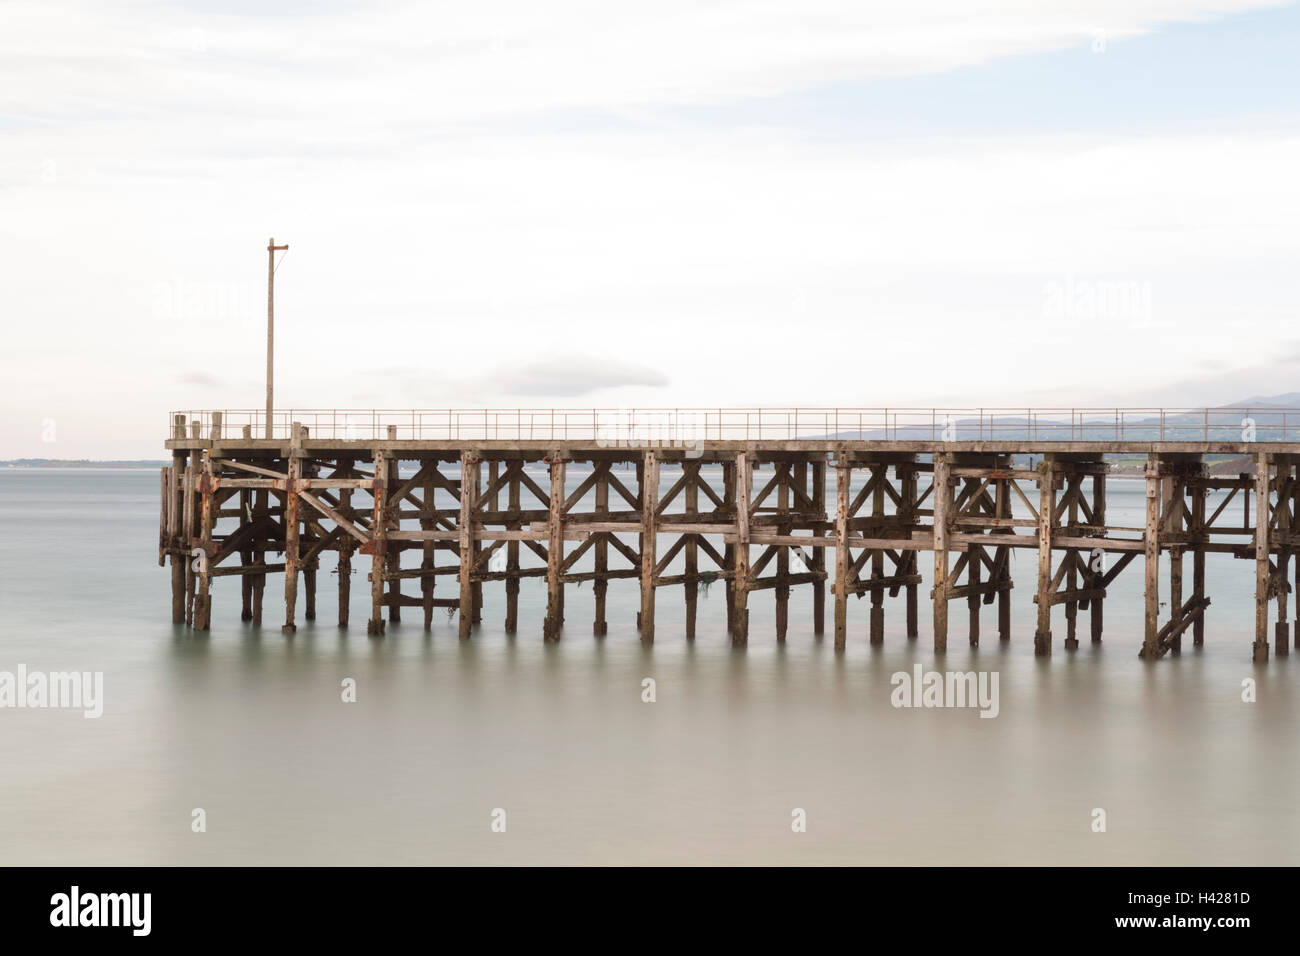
159,408,1300,660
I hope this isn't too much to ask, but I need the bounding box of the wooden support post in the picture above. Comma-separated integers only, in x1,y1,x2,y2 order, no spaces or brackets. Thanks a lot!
963,474,982,648
1168,476,1184,654
473,462,488,626
337,458,354,628
1034,456,1055,656
251,482,267,626
933,452,951,653
732,452,751,645
1274,462,1290,656
684,461,698,640
282,426,302,635
1254,452,1271,662
183,447,199,626
1092,468,1106,643
169,451,186,624
777,463,791,642
640,450,659,644
544,453,565,640
385,456,401,623
633,458,644,631
812,457,827,635
834,455,850,650
724,460,737,635
421,462,435,631
304,560,317,622
367,450,388,637
459,451,479,640
194,452,215,630
507,462,521,634
870,465,885,646
902,463,920,639
590,460,607,636
995,465,1011,641
1189,468,1207,646
239,485,253,622
1064,473,1079,650
1141,458,1161,658
1294,466,1300,652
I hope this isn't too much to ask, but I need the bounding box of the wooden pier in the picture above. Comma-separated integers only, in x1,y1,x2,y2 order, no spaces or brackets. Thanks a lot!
159,408,1300,661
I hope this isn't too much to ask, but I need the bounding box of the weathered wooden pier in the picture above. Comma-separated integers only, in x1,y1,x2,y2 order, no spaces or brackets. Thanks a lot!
159,408,1300,661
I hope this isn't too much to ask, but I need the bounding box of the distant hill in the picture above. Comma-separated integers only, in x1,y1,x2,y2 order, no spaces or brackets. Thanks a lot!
809,393,1300,443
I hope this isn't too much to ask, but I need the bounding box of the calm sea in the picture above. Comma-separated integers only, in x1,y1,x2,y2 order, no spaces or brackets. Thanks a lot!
1,467,1297,865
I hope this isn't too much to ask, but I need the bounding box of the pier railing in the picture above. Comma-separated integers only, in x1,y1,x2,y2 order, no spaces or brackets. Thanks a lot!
170,407,1300,443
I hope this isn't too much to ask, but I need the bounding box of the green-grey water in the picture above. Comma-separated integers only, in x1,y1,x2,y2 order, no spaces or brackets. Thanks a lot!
1,467,1297,865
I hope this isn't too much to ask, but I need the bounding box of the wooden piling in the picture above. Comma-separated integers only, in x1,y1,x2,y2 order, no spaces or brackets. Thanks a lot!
459,451,479,640
544,454,565,640
507,462,522,634
1034,455,1055,656
684,461,699,640
833,455,849,650
932,452,951,653
367,450,388,637
640,451,659,644
811,457,827,635
1254,452,1271,662
732,451,751,645
1140,458,1161,658
282,425,302,634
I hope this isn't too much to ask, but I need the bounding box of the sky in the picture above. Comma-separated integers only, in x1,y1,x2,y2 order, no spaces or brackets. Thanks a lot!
3,0,1299,458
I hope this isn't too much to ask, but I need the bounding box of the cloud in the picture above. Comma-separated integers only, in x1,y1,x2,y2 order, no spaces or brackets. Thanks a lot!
487,356,669,397
175,371,221,387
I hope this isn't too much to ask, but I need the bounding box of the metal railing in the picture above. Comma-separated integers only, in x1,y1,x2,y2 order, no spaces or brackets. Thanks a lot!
168,407,1300,443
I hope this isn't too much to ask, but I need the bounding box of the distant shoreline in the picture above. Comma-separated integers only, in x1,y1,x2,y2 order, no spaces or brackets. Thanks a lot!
1,460,168,469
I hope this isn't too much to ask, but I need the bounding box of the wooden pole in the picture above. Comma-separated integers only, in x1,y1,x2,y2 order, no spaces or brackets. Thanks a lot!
1274,461,1290,656
933,452,951,653
422,461,436,630
965,475,981,647
724,460,737,636
194,451,215,630
545,453,565,640
1141,457,1160,658
459,451,479,640
1092,468,1106,643
1254,452,1271,662
367,450,388,637
996,464,1012,641
337,457,354,628
732,451,751,645
812,457,827,635
1168,475,1183,654
1034,455,1054,656
684,461,698,640
265,238,287,439
282,423,302,634
834,455,850,650
777,462,790,642
1064,473,1079,650
170,451,186,624
870,465,885,646
507,462,522,633
640,450,659,644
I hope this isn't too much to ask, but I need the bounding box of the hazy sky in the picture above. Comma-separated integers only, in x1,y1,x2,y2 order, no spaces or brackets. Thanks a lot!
4,0,1300,458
